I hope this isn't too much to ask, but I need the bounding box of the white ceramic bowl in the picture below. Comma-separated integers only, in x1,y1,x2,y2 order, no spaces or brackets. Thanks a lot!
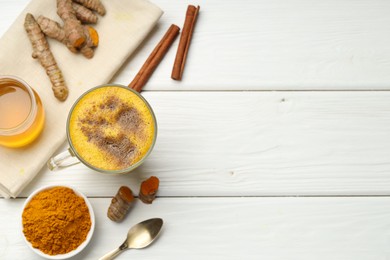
21,185,95,259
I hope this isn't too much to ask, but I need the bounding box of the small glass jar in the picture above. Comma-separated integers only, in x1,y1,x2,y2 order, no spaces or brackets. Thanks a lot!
0,76,45,148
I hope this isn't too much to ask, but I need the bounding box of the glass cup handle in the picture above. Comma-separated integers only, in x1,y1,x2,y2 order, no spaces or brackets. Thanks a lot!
47,148,80,170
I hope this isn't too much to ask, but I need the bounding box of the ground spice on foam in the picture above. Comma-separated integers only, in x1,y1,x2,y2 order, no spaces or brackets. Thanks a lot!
79,100,144,169
22,187,91,255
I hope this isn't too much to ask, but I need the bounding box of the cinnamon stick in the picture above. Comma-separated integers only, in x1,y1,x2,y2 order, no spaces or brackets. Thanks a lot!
129,24,180,92
171,5,200,80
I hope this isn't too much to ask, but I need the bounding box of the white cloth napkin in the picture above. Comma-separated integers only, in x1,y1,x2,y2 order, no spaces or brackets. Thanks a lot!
0,0,163,198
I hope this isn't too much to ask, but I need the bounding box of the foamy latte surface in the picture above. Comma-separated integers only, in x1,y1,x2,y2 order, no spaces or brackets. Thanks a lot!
69,86,155,171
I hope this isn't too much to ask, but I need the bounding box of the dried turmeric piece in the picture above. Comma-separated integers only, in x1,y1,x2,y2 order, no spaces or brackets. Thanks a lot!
73,0,106,16
24,13,68,101
57,0,86,50
107,186,135,222
139,176,159,204
72,2,98,24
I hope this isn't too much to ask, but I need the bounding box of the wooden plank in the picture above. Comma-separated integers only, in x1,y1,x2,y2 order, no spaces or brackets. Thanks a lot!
20,91,390,197
2,0,390,90
2,197,390,259
114,0,390,90
0,0,28,35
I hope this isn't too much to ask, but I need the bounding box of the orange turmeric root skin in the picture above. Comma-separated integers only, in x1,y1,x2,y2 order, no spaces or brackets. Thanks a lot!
24,13,68,101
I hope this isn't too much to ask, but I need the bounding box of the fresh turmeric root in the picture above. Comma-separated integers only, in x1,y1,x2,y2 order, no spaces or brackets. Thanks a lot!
24,13,68,101
73,0,106,16
80,26,99,58
57,0,86,50
72,2,98,24
37,16,65,42
37,16,99,59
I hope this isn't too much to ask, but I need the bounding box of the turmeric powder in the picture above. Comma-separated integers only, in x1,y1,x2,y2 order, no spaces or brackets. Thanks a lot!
22,186,91,255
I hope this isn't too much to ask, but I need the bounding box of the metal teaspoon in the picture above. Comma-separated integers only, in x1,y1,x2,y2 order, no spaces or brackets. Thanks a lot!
99,218,164,260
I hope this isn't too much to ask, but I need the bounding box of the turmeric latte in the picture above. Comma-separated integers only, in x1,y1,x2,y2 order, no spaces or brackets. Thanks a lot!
69,86,155,171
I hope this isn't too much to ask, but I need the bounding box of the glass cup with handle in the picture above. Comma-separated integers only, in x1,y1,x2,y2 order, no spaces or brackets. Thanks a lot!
47,84,157,174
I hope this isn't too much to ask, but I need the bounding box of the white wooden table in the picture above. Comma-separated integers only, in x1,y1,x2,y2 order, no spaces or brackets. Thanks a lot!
2,0,390,259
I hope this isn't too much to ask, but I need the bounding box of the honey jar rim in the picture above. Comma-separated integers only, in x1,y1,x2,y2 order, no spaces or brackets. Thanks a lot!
0,75,38,135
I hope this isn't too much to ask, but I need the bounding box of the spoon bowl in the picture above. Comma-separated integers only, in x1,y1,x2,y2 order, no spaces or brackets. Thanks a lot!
100,218,163,260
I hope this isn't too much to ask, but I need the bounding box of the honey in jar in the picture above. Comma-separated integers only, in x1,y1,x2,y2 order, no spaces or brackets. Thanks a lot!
0,76,45,148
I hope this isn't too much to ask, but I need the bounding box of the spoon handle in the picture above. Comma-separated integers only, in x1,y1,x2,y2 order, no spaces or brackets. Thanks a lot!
99,247,124,260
